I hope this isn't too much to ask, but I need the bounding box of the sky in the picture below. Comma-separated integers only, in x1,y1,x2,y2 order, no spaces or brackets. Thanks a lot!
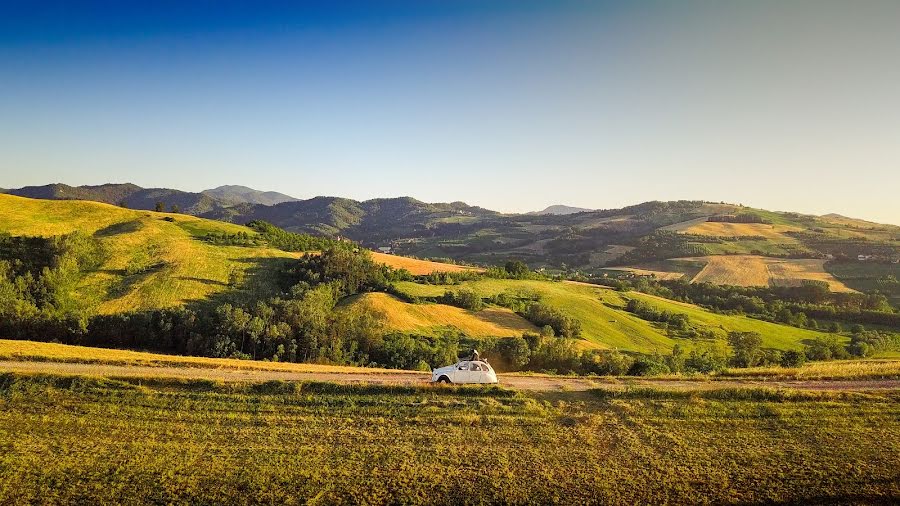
1,0,898,224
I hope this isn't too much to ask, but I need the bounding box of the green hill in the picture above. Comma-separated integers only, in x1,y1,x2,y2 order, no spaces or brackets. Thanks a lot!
389,279,832,353
0,194,298,313
0,194,876,360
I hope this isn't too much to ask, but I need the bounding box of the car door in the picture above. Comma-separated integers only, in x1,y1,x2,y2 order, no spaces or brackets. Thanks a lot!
470,362,487,383
453,361,471,383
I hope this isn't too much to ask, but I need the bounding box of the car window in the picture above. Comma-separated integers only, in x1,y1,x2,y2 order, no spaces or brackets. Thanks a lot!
457,362,469,370
471,363,483,371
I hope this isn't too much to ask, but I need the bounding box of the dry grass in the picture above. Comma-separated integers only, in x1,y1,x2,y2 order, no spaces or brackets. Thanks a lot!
725,360,900,380
692,255,772,286
370,251,482,275
354,292,536,337
687,255,853,291
767,258,856,292
0,339,413,374
681,221,801,239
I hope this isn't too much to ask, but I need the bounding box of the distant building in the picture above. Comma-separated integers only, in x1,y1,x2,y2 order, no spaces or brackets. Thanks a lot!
858,254,874,261
377,246,393,254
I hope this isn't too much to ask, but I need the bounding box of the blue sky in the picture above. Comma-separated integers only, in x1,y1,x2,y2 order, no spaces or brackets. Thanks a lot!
1,0,898,223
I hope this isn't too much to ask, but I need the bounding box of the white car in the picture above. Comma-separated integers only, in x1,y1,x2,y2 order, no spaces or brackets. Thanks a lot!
431,360,498,384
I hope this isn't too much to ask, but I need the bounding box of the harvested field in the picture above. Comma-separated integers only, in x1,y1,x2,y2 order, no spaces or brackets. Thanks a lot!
371,251,482,275
625,255,855,291
691,255,854,291
692,255,772,286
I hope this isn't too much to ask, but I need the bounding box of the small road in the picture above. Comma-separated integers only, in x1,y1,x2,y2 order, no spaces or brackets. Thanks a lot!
2,360,899,392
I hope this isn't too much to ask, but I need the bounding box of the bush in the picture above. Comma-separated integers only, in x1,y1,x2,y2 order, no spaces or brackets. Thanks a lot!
780,350,806,367
627,356,671,376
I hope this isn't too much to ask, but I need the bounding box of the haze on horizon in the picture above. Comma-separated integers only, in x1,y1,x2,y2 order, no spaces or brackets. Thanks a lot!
1,0,898,224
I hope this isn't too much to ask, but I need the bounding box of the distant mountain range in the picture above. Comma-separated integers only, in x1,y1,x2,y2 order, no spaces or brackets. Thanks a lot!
202,185,299,206
529,205,595,215
4,182,898,274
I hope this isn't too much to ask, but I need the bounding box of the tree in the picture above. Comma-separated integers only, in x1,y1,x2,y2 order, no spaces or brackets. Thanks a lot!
170,204,180,214
154,201,165,212
728,331,764,368
495,336,530,370
504,260,529,278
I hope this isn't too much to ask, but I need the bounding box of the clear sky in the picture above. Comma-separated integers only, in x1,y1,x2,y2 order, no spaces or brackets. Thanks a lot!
1,0,898,223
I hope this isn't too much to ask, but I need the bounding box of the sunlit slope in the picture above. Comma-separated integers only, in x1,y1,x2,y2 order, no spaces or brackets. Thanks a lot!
370,251,482,275
613,255,853,292
393,279,833,353
0,194,299,313
348,292,537,338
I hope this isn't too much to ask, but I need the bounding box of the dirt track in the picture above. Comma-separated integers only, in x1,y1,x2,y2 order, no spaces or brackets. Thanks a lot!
1,360,898,392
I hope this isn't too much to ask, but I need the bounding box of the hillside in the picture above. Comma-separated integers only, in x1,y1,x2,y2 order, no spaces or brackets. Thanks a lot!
7,183,229,215
5,184,900,304
0,194,847,357
388,278,833,353
0,194,299,313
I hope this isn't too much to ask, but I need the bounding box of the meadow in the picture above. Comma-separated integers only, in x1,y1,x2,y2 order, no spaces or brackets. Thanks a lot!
390,279,832,353
351,292,537,337
0,339,414,375
0,373,897,504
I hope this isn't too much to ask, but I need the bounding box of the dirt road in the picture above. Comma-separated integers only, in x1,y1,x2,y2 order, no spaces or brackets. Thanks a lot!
1,360,898,392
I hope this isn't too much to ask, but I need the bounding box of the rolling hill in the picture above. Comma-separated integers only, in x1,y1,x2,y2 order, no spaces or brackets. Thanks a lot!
387,278,833,353
0,193,300,313
5,183,899,301
0,194,846,355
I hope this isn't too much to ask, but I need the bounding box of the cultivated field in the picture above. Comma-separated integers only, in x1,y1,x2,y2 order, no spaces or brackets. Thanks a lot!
370,251,482,275
692,255,854,291
619,254,854,292
665,218,802,239
0,373,897,504
350,292,536,337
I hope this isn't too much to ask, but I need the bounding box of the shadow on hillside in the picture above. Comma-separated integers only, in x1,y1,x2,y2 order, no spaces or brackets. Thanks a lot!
177,276,228,287
178,256,299,313
94,219,145,237
106,262,169,299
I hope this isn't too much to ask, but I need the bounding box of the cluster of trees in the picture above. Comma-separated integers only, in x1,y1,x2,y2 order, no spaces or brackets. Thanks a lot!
598,276,899,329
624,299,691,331
708,213,771,224
522,302,582,338
203,231,263,247
609,231,710,266
437,289,484,311
0,232,106,340
201,221,358,252
247,220,353,252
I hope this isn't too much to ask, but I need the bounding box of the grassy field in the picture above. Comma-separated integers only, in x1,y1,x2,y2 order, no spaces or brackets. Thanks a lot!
0,373,897,504
724,359,900,380
3,338,899,381
0,339,414,374
351,292,536,337
391,279,833,353
0,194,300,313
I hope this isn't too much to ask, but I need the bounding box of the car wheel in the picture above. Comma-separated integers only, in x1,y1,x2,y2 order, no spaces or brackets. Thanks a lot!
437,376,451,384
